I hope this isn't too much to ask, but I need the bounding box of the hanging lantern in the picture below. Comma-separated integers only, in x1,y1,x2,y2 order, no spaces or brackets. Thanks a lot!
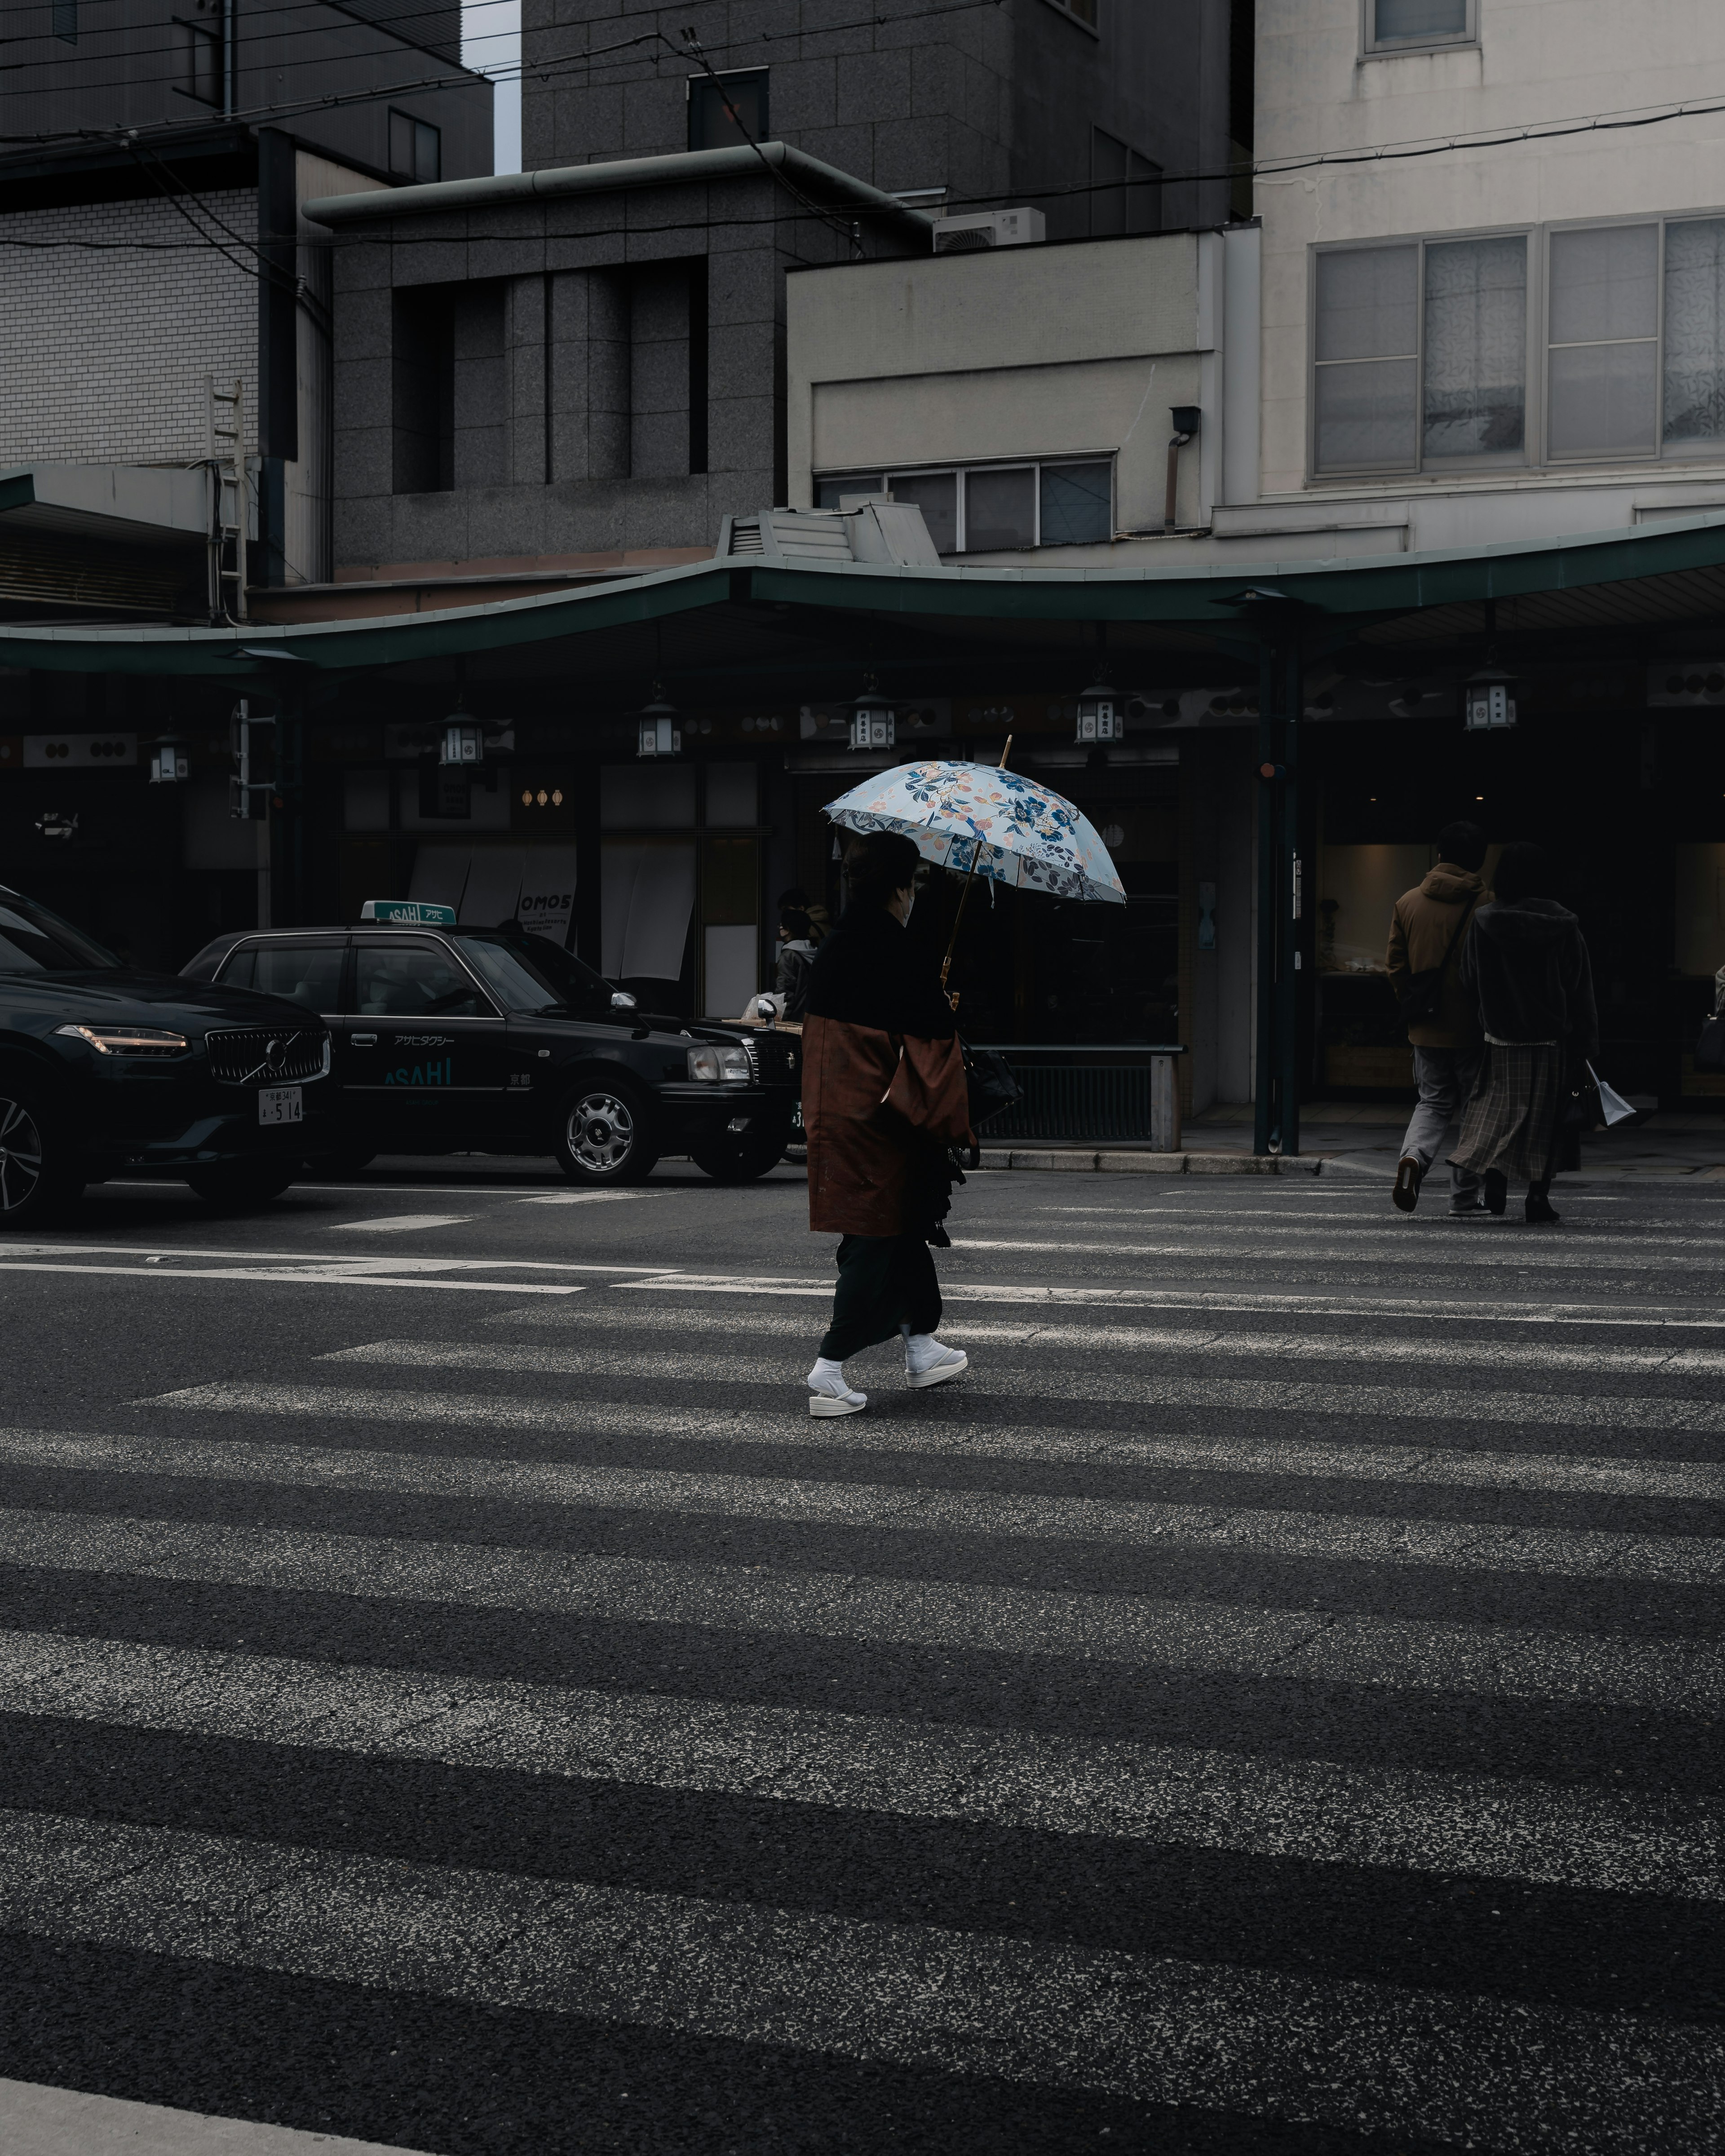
638,683,681,758
849,680,895,752
1464,675,1517,732
147,736,189,784
1074,681,1122,745
439,717,483,766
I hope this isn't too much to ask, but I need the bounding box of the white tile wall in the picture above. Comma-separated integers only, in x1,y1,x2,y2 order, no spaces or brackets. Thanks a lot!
0,191,257,466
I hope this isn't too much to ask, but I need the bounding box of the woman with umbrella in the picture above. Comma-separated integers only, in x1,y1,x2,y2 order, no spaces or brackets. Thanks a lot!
801,830,974,1416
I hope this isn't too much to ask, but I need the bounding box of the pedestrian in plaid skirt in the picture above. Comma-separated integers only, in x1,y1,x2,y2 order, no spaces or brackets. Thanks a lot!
1451,842,1598,1226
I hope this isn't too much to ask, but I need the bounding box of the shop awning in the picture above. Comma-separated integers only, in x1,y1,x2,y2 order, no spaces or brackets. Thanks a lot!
6,509,1725,685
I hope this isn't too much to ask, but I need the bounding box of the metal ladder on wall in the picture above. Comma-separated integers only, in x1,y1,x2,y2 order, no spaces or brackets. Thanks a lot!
205,374,249,624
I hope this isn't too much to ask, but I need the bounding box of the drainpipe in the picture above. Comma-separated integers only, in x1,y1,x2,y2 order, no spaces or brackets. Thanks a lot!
1164,405,1201,534
223,0,236,115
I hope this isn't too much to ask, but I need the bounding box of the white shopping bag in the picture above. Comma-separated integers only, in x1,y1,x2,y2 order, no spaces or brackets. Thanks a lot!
1589,1064,1637,1127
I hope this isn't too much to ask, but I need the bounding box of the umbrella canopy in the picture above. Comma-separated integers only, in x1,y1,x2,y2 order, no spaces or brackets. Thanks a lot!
824,760,1126,904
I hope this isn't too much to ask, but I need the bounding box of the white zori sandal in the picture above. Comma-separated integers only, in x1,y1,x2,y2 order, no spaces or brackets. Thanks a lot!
903,1331,969,1390
807,1359,867,1417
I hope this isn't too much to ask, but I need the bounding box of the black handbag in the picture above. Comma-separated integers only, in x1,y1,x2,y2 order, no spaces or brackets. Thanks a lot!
1698,1011,1725,1074
962,1040,1020,1131
1396,894,1478,1028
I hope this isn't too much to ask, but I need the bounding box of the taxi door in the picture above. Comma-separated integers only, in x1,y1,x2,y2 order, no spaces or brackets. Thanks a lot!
344,937,510,1149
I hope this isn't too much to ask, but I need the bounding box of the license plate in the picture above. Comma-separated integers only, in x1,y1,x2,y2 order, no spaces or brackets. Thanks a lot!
258,1085,303,1126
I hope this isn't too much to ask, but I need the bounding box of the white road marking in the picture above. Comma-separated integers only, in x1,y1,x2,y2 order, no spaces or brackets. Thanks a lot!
0,1263,585,1296
493,1301,1725,1376
0,2075,430,2156
322,1215,476,1233
515,1192,660,1206
17,1405,1724,1503
950,1237,1725,1270
62,1415,1725,1588
1,1807,1718,2149
300,1344,1725,1435
0,1504,1711,1707
0,1628,1712,1898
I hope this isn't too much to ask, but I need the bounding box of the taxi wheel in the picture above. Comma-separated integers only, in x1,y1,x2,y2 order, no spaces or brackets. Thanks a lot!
556,1080,659,1185
0,1084,80,1228
184,1161,300,1212
690,1128,790,1183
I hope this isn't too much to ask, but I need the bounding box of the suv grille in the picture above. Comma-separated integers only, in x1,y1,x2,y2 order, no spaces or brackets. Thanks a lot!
749,1033,800,1087
204,1026,329,1086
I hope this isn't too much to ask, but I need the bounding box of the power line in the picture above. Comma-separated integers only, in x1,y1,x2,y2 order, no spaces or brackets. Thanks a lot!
0,0,1004,137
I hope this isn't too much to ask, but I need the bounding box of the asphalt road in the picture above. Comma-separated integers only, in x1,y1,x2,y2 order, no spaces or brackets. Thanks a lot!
0,1155,1721,2155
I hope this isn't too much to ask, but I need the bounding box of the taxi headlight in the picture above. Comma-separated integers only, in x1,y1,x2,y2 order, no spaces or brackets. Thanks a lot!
54,1023,189,1056
687,1044,752,1082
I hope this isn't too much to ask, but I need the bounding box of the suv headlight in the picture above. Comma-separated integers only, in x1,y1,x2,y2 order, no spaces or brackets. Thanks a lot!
687,1044,753,1082
54,1023,189,1056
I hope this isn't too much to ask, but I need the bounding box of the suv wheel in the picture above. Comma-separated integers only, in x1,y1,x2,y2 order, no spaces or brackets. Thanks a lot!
690,1125,791,1183
556,1079,659,1185
184,1160,300,1212
0,1085,81,1229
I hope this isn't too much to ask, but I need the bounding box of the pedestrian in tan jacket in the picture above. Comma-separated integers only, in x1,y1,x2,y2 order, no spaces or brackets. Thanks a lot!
1386,821,1488,1215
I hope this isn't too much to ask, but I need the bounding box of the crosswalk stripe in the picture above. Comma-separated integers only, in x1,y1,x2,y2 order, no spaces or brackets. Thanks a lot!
474,1303,1725,1376
1009,1221,1725,1249
0,1627,1713,1898
128,1415,1725,1579
1,1807,1718,2149
307,1344,1725,1433
80,1413,1725,1586
0,1504,1713,1709
0,2076,432,2156
950,1237,1725,1270
33,1393,1725,1503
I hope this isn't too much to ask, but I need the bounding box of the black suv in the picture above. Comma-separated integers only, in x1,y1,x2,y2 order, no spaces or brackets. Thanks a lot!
0,885,331,1225
182,922,799,1184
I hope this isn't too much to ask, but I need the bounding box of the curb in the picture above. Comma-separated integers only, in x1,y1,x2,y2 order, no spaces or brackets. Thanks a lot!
972,1149,1329,1176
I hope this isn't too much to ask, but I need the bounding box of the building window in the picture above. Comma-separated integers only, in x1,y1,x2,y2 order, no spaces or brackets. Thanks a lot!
389,110,442,183
180,18,223,104
815,459,1114,552
1091,129,1160,239
688,70,768,152
1313,235,1526,474
1363,0,1475,53
52,0,76,43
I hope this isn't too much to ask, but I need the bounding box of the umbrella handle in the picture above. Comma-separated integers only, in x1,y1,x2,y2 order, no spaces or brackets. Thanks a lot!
939,736,1012,1001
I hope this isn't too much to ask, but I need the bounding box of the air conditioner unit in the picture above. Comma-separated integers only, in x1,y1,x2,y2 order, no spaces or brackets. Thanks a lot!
931,208,1046,253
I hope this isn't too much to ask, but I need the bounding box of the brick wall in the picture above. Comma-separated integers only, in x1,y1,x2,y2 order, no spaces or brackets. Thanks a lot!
0,191,258,467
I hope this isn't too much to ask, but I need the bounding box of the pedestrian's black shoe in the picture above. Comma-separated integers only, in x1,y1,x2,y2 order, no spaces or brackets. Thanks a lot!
1449,1201,1486,1216
1393,1157,1424,1213
1525,1192,1561,1224
1482,1170,1508,1215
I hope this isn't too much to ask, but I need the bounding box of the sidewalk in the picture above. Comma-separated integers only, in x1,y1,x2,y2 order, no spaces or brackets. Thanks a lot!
974,1104,1725,1180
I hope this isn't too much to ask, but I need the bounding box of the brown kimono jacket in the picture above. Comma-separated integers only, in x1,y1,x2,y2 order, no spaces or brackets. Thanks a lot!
804,1019,971,1235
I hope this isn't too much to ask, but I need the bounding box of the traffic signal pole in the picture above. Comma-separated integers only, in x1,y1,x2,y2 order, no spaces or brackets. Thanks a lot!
1252,613,1305,1157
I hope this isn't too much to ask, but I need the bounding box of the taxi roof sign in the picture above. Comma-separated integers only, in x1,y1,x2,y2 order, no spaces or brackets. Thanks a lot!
360,899,457,926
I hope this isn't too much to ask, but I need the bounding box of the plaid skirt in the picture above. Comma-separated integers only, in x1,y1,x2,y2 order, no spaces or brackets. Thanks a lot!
1450,1044,1562,1184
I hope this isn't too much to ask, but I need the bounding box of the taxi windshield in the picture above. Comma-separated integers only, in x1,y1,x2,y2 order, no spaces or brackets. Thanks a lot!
456,933,611,1014
0,894,120,974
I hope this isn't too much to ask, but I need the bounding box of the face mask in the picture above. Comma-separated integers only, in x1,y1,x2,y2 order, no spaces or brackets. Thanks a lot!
901,891,916,923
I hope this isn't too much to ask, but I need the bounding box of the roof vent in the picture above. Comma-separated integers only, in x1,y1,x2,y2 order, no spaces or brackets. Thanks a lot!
932,208,1046,253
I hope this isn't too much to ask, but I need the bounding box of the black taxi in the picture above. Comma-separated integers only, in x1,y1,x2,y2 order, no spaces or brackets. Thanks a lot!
0,884,331,1225
181,906,800,1184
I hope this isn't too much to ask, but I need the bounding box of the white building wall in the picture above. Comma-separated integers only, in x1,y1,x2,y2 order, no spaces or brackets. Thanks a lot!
0,191,259,468
1252,0,1725,535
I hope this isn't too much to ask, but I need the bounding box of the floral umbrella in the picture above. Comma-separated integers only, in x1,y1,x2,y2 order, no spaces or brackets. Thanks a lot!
823,759,1126,905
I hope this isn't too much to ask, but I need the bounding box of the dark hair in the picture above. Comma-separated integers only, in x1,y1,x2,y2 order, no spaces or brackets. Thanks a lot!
1492,840,1548,904
779,907,812,941
1436,819,1487,872
844,830,922,908
776,886,810,912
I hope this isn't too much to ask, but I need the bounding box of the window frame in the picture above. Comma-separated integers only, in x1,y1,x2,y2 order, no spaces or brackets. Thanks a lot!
1360,0,1477,57
388,108,442,184
174,16,224,106
1539,211,1725,468
1039,0,1101,35
686,67,770,152
1307,225,1534,481
813,455,1117,552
